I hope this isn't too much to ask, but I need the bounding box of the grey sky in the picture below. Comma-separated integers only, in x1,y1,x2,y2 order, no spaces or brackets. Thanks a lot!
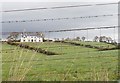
2,2,118,41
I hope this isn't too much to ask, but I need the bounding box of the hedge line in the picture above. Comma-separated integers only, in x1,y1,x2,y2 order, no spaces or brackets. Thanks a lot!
98,47,119,51
55,41,119,51
7,42,58,55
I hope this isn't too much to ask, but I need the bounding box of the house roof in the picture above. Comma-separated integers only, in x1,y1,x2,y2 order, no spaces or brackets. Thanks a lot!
21,32,44,37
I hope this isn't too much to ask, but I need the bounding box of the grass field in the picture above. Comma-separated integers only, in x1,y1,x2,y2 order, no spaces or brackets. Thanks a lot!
2,41,118,81
19,42,97,54
65,40,117,48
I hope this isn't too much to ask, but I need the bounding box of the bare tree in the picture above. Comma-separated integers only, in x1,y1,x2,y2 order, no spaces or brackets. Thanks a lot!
99,36,106,42
82,36,85,41
65,37,70,41
76,37,80,41
7,32,19,41
93,36,99,42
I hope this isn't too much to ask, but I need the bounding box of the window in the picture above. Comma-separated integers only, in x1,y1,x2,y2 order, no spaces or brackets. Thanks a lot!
31,39,33,42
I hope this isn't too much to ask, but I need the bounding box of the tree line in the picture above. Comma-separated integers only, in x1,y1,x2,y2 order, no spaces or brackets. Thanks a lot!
5,32,117,45
61,36,117,44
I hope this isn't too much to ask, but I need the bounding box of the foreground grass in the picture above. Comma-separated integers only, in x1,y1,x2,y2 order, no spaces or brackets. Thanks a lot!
2,42,118,81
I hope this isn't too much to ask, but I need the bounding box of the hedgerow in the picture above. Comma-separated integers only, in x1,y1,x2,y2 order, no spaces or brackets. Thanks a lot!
54,40,119,51
7,41,58,55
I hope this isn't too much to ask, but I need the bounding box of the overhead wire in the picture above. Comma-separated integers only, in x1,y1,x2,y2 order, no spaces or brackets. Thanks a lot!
1,14,119,23
1,2,118,13
2,25,119,34
48,26,119,32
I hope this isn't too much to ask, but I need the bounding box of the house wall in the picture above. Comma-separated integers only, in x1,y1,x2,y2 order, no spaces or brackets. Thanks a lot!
20,36,43,42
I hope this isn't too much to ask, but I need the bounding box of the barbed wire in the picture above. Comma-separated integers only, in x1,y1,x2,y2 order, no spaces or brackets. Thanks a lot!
48,25,119,32
1,3,118,13
2,25,119,35
1,14,119,23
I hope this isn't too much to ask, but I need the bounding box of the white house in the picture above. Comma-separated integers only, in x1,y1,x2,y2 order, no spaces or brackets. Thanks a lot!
20,33,43,42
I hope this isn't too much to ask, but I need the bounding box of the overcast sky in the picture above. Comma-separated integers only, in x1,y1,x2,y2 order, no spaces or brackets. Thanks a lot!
1,2,118,41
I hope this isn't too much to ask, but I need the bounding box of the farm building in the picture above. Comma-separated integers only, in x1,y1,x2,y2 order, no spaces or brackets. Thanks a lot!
20,33,43,42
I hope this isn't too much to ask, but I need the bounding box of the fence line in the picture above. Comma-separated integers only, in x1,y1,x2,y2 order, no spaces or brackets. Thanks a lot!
1,3,118,13
1,14,118,24
48,26,119,32
1,25,119,35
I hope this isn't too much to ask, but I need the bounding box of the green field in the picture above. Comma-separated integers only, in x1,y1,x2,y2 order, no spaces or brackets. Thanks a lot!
2,41,118,81
65,40,117,48
18,42,97,54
